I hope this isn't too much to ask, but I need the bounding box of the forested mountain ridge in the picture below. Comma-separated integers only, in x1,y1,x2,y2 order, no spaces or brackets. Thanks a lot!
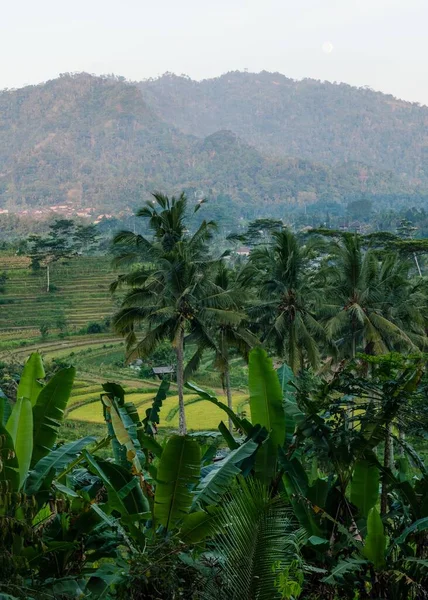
139,70,428,182
0,72,427,217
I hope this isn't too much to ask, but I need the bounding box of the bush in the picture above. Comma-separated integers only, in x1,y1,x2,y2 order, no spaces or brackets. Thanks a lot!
0,270,8,293
56,315,67,333
86,322,103,334
85,319,111,334
39,322,50,339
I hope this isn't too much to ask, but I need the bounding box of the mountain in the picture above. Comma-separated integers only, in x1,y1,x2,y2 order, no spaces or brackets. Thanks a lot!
0,72,426,220
139,71,428,183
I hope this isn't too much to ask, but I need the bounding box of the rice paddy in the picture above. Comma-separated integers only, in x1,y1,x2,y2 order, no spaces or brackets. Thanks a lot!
0,253,250,434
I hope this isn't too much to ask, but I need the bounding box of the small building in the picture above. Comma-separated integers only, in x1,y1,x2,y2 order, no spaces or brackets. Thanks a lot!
152,365,175,379
236,246,251,256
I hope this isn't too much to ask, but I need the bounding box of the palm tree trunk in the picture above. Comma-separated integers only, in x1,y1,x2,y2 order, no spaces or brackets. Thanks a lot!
225,367,233,434
381,423,392,515
176,325,187,436
46,264,50,293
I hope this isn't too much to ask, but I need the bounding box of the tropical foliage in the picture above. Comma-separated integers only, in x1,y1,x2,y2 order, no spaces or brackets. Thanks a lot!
2,193,428,599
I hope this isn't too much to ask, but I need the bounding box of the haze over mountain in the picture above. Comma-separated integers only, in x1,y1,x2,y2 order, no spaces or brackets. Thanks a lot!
0,71,427,220
140,71,428,182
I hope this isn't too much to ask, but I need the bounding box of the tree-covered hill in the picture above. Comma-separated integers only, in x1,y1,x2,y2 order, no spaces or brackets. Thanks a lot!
139,70,428,182
0,72,427,216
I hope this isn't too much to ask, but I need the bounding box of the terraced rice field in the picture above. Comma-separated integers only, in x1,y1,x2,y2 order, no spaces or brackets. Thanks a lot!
0,254,117,344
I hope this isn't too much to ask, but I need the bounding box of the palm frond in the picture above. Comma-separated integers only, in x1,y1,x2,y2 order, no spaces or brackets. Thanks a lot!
207,477,306,600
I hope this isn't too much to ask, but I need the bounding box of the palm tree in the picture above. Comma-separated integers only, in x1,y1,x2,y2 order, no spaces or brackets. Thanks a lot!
248,229,325,374
187,261,258,432
319,234,421,359
378,254,428,351
111,192,236,435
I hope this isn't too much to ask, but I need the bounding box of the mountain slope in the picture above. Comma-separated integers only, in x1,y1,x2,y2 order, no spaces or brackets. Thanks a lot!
139,71,428,182
0,73,196,211
0,73,426,218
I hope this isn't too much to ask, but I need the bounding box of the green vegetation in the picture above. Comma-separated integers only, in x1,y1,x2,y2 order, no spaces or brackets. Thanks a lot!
0,254,116,342
1,192,428,598
140,70,428,183
1,72,428,222
1,346,428,599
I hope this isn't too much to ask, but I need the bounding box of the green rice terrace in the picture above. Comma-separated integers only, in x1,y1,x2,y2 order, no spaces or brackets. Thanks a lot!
0,254,117,339
0,253,250,437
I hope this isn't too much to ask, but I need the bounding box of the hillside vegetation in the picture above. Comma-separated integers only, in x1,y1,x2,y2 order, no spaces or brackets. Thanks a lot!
0,73,427,216
140,70,428,181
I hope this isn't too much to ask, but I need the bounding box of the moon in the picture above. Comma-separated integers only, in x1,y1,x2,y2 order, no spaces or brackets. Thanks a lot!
322,41,334,54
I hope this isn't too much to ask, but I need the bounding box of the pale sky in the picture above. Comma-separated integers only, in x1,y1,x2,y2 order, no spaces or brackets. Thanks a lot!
1,0,427,104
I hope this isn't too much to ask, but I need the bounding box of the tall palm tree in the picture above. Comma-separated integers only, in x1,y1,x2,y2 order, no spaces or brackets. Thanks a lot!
319,234,421,359
247,229,325,374
111,192,236,435
187,261,258,432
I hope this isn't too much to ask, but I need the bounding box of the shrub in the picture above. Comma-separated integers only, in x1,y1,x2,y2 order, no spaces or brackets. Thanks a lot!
39,322,50,339
0,270,8,293
86,322,103,334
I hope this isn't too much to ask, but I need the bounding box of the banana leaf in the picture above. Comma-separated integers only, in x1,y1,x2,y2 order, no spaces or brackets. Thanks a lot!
279,451,323,537
351,459,380,518
194,438,259,506
154,435,200,530
396,516,428,545
0,390,11,426
31,366,75,466
25,436,96,495
249,348,285,485
0,422,19,490
180,507,220,543
363,507,386,569
142,379,170,433
6,396,33,489
84,453,149,516
17,352,45,406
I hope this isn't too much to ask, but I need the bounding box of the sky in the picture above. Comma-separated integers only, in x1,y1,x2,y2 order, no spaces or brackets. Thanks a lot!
1,0,427,104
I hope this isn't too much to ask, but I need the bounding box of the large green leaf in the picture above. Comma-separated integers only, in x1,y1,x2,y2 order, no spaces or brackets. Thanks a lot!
249,348,285,484
25,436,96,495
17,352,45,406
0,391,11,426
351,459,380,518
0,423,19,490
85,454,149,515
218,420,239,450
194,439,259,505
396,516,428,545
363,507,386,569
6,396,33,489
276,362,294,396
31,366,75,466
180,507,220,543
279,452,322,537
142,379,170,432
322,558,367,585
154,435,200,530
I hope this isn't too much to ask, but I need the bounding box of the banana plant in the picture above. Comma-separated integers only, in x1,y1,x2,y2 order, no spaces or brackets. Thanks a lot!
0,353,121,599
0,353,76,493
